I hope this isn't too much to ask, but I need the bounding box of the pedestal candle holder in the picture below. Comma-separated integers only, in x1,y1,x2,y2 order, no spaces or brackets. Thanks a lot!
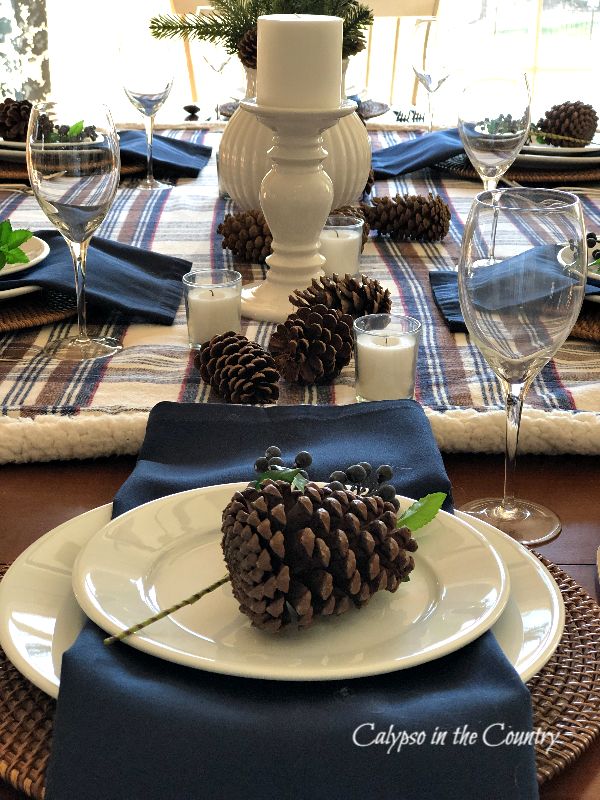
239,98,356,323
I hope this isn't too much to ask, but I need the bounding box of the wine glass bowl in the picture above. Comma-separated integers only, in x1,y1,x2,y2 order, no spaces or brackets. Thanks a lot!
27,101,121,362
458,75,530,190
412,17,451,133
458,188,587,545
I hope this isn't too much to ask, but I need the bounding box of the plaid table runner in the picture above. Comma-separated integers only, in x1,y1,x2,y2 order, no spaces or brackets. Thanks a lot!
0,128,599,463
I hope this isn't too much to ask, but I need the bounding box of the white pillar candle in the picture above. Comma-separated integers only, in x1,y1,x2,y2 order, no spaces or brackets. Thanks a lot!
256,14,343,110
319,228,362,277
185,288,241,347
355,335,418,401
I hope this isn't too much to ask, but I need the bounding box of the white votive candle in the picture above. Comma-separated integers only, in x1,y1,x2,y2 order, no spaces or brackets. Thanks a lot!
319,215,363,277
256,14,343,109
183,270,242,348
354,315,421,402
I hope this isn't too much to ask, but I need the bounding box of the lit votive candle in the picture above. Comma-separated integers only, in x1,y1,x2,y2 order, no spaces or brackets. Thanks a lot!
354,314,421,402
183,269,242,349
319,215,363,278
256,14,343,110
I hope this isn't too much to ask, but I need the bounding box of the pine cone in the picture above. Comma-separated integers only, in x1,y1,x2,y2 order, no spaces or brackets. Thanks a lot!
222,479,417,631
0,98,32,141
196,331,280,404
269,304,353,385
238,26,257,70
536,101,598,147
361,193,450,242
363,167,375,196
217,209,272,264
290,273,391,319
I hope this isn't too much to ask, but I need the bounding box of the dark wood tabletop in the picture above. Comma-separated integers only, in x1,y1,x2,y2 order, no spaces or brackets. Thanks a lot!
0,452,598,800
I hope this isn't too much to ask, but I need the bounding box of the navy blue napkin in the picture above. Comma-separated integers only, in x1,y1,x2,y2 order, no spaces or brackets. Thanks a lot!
372,128,463,177
46,401,538,800
0,231,191,324
430,248,600,334
118,130,212,178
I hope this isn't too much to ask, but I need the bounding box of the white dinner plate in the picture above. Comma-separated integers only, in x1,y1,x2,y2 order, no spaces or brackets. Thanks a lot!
514,151,600,168
0,235,48,301
0,495,564,698
0,147,25,162
521,137,600,157
71,485,510,681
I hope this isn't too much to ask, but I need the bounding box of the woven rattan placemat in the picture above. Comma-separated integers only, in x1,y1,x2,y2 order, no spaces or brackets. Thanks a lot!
0,290,76,332
0,557,598,798
0,160,146,182
435,154,600,185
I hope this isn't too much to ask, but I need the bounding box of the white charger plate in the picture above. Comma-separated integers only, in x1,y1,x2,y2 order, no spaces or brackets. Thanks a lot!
0,235,48,301
71,485,510,681
0,495,563,698
515,151,600,168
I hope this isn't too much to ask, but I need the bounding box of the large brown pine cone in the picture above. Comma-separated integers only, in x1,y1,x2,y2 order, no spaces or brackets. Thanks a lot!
269,304,353,386
361,193,450,242
0,98,32,141
290,273,391,319
221,479,418,631
536,101,598,147
196,331,280,404
238,27,257,69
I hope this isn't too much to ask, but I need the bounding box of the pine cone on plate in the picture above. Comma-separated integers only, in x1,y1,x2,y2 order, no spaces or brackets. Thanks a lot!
0,98,32,141
536,101,598,147
238,26,257,70
221,479,417,631
196,331,280,404
268,304,353,386
290,273,391,319
361,193,450,242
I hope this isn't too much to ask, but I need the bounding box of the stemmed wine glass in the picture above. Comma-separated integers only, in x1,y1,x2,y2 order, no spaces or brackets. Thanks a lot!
120,37,174,190
412,17,451,133
458,188,587,545
458,75,530,190
26,101,121,362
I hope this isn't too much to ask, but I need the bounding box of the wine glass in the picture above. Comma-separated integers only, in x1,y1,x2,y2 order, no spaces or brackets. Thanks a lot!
458,75,530,190
26,101,121,362
412,17,451,133
120,37,174,190
458,188,587,545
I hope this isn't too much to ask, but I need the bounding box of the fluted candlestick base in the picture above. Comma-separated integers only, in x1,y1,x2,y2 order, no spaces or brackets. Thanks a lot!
239,99,356,323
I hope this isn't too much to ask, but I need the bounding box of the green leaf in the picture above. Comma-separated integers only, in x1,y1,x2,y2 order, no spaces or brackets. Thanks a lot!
5,246,29,264
252,467,306,490
7,228,32,249
0,220,11,247
398,492,447,532
0,252,6,270
68,120,84,138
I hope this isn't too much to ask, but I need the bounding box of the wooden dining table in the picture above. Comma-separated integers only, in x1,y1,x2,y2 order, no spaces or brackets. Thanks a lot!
0,451,598,800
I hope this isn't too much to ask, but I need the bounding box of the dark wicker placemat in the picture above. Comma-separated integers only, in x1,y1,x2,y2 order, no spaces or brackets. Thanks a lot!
0,160,146,182
0,290,76,332
571,300,600,342
436,154,600,185
0,557,598,799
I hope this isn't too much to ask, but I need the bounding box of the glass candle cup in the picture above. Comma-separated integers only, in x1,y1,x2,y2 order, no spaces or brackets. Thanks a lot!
354,314,421,402
183,269,242,349
319,215,363,278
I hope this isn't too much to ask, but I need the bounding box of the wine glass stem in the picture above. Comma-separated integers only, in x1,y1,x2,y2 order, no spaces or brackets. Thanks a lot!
483,177,498,191
144,114,156,184
427,92,433,133
67,238,91,345
502,381,527,512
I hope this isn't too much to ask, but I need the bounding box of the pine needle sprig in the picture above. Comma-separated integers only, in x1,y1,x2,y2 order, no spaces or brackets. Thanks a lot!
149,0,373,59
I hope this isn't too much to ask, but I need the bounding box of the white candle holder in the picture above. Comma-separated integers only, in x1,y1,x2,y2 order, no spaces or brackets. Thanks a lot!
239,99,356,323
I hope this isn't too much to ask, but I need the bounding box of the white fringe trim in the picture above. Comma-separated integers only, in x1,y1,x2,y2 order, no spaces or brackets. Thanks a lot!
0,407,599,464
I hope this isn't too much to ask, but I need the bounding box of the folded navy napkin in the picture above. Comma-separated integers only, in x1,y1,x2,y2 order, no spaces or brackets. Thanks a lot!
430,246,600,333
46,401,538,800
0,231,191,324
118,130,212,178
372,128,463,177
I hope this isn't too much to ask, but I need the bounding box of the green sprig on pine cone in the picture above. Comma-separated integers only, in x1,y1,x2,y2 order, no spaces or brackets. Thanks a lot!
149,0,373,60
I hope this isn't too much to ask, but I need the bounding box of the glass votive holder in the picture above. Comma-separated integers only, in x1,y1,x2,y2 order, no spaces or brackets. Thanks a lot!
319,214,363,278
353,314,421,402
182,269,242,349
